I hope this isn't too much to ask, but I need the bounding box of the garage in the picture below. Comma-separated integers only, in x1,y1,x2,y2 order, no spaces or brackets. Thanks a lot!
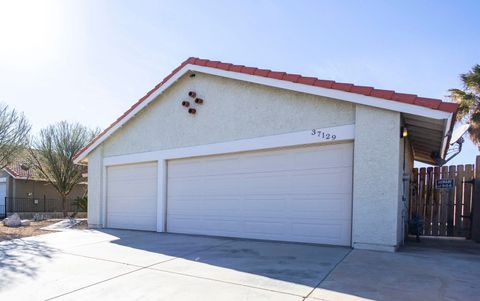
106,162,158,231
167,143,353,246
76,58,457,251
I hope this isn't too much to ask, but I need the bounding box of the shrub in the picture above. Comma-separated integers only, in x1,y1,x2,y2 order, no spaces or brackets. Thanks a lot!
73,196,88,212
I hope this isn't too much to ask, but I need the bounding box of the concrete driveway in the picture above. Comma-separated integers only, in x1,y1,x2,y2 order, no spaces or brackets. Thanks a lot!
1,230,479,301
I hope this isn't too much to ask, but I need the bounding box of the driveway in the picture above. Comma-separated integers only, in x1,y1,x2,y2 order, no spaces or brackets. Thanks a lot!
0,230,479,301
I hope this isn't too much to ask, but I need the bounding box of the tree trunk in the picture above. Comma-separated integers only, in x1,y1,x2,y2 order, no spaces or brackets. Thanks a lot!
62,195,67,218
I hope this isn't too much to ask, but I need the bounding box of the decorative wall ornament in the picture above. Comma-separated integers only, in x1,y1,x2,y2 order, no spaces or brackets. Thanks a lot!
181,91,204,115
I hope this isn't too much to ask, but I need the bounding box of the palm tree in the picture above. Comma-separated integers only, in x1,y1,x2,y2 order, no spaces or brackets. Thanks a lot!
449,64,480,150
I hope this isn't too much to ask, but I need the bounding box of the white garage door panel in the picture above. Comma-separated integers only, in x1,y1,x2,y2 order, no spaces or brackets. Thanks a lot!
167,143,353,246
168,144,352,177
0,183,6,206
168,168,352,195
107,162,158,231
168,194,350,220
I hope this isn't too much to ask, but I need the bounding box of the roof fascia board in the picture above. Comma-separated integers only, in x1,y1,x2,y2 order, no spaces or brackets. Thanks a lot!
440,114,453,159
190,65,451,120
2,168,17,178
74,66,191,163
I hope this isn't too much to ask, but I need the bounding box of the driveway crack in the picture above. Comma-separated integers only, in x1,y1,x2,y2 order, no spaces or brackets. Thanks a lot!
302,249,353,300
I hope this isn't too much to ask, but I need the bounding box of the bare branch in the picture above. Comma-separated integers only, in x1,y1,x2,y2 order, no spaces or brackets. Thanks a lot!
29,121,95,217
0,103,31,169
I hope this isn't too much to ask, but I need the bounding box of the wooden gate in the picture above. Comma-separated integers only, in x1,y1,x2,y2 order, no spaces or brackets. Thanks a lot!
409,159,477,237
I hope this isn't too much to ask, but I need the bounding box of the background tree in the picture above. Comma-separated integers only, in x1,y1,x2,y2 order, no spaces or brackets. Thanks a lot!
449,64,480,150
0,103,31,168
29,121,98,217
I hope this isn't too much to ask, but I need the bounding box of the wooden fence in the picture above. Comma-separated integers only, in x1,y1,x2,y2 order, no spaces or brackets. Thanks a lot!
409,160,477,237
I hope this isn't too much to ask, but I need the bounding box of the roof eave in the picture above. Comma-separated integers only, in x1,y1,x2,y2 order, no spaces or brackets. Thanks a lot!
3,167,19,179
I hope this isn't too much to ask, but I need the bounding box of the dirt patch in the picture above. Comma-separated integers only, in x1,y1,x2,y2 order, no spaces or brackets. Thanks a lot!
0,220,58,242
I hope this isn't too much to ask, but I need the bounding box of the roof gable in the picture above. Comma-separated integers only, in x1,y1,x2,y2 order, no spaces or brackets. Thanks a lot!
74,57,458,163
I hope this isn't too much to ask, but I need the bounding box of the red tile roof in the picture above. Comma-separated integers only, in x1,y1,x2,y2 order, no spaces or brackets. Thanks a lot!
74,57,458,161
4,160,33,179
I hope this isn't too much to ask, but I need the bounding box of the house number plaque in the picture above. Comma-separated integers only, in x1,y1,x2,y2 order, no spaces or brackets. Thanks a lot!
311,129,337,140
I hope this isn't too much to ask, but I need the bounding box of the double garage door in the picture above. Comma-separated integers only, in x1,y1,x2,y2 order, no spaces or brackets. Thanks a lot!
106,143,353,246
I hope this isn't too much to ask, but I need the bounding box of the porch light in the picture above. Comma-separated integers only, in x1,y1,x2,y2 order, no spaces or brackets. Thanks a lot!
401,127,408,138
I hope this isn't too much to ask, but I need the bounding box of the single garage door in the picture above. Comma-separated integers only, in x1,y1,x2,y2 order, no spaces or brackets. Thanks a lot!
167,143,353,246
106,162,158,231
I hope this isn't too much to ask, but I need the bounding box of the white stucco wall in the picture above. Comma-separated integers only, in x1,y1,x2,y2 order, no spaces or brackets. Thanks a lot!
102,72,355,157
397,136,414,245
88,72,356,229
87,145,104,228
86,72,406,252
352,105,401,251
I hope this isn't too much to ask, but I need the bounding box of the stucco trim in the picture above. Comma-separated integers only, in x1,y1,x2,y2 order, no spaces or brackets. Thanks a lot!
74,63,453,164
102,124,355,166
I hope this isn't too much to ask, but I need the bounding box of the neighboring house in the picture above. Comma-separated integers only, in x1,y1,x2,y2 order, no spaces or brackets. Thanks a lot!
0,157,87,215
74,57,457,252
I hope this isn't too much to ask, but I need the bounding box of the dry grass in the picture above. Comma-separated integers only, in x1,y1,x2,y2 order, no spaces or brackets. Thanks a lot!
0,220,58,242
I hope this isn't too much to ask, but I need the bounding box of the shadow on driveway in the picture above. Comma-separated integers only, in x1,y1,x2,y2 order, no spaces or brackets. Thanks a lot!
97,229,351,293
3,229,479,300
0,238,58,290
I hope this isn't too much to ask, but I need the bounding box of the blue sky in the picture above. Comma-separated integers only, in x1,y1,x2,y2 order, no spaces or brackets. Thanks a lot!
0,0,478,165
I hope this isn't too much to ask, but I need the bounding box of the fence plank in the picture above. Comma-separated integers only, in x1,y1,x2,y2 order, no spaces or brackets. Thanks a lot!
410,168,419,220
439,166,449,236
464,164,474,233
447,165,456,236
424,167,433,236
472,156,480,241
431,167,440,236
455,165,464,236
419,168,426,234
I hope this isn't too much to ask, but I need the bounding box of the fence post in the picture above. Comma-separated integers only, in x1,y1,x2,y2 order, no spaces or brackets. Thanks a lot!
472,156,480,242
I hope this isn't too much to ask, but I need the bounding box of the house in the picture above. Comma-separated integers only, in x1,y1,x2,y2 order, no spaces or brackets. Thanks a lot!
0,156,87,216
74,57,457,252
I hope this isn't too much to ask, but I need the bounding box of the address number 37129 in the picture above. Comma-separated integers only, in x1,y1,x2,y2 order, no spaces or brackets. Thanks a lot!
311,129,336,140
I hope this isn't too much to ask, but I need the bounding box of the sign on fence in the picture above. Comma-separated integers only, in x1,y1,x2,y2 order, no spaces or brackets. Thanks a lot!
435,179,455,189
